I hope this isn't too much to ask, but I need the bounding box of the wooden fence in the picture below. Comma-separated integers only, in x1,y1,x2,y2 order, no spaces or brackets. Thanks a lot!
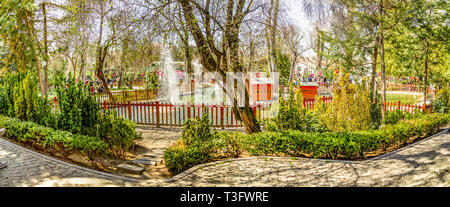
93,89,157,103
53,94,433,128
377,83,438,96
99,101,273,128
303,97,333,111
382,101,432,114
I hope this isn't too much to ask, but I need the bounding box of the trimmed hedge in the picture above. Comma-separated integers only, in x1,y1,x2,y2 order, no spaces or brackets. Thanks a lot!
164,145,214,175
246,113,450,159
0,115,109,158
164,113,450,175
163,114,216,174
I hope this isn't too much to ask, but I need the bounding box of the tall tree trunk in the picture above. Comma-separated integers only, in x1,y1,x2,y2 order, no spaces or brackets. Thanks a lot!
315,27,323,71
118,67,124,89
371,37,379,101
96,2,115,102
184,42,193,75
266,0,273,73
289,52,298,87
42,2,49,96
380,32,386,112
269,0,280,73
248,39,255,70
379,2,386,113
96,46,115,102
78,50,86,82
24,10,45,96
423,41,429,105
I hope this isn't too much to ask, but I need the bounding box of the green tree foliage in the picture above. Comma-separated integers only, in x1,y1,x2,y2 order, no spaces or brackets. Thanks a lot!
55,71,101,135
56,73,83,134
276,50,291,85
0,0,38,73
0,71,39,122
385,0,449,85
266,86,306,131
433,88,450,113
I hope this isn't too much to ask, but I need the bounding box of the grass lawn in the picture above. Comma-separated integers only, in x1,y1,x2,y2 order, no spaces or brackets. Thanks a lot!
386,93,422,104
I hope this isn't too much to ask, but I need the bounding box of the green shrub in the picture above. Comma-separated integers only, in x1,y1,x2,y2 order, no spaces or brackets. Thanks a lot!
56,73,83,134
37,96,58,128
315,74,372,132
246,113,450,159
370,93,382,129
164,144,214,174
164,114,219,174
212,131,245,158
0,115,109,158
267,87,307,131
181,113,212,145
0,72,39,122
94,110,140,156
164,113,449,174
383,110,405,125
433,88,449,113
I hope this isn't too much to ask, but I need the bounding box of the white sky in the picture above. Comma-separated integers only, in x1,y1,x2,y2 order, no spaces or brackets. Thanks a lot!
285,0,316,57
285,0,314,34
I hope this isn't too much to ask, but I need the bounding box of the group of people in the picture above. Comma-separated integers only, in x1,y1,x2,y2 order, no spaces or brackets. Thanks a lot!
293,71,330,86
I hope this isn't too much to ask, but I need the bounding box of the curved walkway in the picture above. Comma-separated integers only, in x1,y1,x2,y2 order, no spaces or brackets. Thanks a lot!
1,129,449,187
0,138,138,187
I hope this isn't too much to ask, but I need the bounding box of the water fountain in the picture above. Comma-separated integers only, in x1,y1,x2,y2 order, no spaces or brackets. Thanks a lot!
159,43,180,103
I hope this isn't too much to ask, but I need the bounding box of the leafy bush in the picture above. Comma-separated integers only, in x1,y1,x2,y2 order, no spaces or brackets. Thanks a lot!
164,113,216,174
180,112,212,145
54,73,139,156
165,113,449,174
94,110,140,156
383,110,405,125
55,72,101,135
36,96,58,128
266,87,307,131
0,72,39,122
212,131,245,158
56,73,83,134
370,93,382,129
246,113,449,159
164,144,214,174
315,73,372,132
0,115,109,158
277,50,291,85
433,88,449,113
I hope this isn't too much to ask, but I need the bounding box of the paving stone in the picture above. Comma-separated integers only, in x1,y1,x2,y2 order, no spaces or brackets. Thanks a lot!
1,128,449,187
117,164,145,175
143,153,159,158
129,158,156,166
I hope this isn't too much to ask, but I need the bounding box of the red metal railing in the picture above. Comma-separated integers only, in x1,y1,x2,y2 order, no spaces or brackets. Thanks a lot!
382,101,432,114
53,95,433,128
99,101,273,128
303,96,333,111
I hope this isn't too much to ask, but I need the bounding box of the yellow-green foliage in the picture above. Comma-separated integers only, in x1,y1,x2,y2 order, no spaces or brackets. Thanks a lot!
316,72,371,132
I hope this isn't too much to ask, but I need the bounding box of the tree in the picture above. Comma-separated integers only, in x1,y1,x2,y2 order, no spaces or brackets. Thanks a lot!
266,0,280,74
176,0,264,134
0,0,49,95
386,0,449,105
280,24,309,87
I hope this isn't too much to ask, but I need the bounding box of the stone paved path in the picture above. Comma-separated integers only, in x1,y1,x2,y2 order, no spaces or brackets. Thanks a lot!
1,129,449,187
0,138,137,187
